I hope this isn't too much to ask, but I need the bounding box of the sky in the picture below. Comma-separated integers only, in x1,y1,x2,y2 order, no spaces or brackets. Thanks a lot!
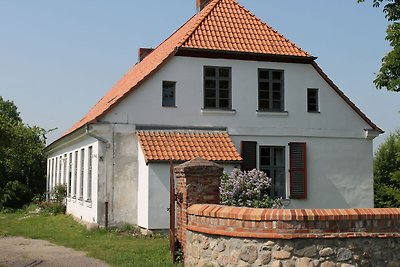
1,0,399,151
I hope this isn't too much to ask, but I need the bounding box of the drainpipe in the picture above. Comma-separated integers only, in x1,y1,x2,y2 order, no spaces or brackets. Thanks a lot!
86,124,111,228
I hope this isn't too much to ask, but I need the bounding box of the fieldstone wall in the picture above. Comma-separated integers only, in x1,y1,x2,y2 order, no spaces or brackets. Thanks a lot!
186,231,400,267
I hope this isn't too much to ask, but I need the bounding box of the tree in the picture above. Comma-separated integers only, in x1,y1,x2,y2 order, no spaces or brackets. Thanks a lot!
0,96,46,209
358,0,400,92
374,129,400,207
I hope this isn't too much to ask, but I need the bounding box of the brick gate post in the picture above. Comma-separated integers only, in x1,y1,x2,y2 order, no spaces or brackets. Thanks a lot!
174,157,223,254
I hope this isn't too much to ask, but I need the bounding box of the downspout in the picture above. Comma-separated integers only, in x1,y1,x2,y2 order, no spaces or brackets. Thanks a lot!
86,124,111,228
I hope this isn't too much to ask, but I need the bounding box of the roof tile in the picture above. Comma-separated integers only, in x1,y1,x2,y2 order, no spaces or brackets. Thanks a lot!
136,130,242,163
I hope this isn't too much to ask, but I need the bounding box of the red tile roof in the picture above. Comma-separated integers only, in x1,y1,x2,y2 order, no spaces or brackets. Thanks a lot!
63,0,312,137
182,0,310,57
136,130,242,163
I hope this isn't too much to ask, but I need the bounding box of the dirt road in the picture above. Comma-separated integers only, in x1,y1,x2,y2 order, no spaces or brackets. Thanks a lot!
0,237,109,267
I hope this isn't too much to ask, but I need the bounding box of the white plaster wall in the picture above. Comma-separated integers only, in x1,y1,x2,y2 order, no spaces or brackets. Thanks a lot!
229,135,374,208
102,56,371,139
137,143,149,229
47,136,99,223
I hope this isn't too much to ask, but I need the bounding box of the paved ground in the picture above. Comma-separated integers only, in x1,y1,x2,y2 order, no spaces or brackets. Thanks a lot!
0,237,109,267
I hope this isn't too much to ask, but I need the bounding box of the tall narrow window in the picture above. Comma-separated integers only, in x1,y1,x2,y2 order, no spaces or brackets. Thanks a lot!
260,146,286,198
204,66,231,109
73,151,78,198
258,69,284,111
55,157,58,186
87,146,93,201
63,154,67,185
51,158,55,191
307,88,319,112
162,81,176,107
68,153,72,196
58,156,62,184
80,148,85,200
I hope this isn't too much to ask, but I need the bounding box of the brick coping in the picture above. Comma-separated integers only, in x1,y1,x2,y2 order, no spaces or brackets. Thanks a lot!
186,225,400,240
187,204,400,221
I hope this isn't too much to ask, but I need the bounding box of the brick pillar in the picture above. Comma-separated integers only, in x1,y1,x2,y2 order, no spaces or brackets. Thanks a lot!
174,157,223,253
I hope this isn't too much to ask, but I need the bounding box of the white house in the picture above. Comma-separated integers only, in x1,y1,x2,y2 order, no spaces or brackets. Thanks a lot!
45,0,383,230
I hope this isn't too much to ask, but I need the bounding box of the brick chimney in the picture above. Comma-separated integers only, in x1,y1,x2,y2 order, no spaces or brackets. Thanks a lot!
196,0,210,12
138,48,154,62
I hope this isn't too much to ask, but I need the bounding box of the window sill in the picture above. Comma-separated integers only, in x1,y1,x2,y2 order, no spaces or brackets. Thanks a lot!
256,110,289,117
307,111,320,114
162,105,177,108
201,109,236,116
85,200,92,208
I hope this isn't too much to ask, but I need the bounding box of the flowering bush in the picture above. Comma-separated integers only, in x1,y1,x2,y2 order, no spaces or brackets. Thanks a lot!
220,168,282,208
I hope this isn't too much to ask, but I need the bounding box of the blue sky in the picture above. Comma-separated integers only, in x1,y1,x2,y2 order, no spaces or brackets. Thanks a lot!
1,1,399,150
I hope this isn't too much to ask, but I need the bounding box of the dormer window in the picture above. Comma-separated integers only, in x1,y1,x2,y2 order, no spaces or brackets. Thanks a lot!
204,66,231,109
258,69,284,112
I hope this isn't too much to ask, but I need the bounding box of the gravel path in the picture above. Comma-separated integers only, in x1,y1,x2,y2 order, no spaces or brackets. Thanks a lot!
0,237,109,267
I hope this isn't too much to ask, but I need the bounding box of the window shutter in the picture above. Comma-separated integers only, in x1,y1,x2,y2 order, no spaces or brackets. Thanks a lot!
289,142,307,199
241,141,257,171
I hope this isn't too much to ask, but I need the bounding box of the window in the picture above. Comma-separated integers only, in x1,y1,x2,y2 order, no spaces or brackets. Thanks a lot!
63,154,67,185
241,141,307,200
73,151,78,198
55,157,58,186
68,153,72,196
87,146,93,201
307,88,319,112
162,81,176,107
59,156,62,184
80,149,85,200
258,69,284,111
260,146,286,198
204,66,231,109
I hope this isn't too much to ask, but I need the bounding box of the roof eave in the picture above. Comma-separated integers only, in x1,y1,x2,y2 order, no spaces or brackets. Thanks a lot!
176,47,317,64
44,124,88,154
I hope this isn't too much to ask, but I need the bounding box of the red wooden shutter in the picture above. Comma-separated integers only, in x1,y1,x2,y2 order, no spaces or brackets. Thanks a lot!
289,142,307,199
241,141,257,171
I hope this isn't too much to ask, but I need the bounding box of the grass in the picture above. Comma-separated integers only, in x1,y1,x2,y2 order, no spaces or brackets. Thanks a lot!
0,208,180,267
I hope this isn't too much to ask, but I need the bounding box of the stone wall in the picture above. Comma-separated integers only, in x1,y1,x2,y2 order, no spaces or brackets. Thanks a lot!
186,231,400,267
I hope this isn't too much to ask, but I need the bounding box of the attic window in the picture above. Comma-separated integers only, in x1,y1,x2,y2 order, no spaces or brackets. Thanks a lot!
162,81,176,107
307,88,319,112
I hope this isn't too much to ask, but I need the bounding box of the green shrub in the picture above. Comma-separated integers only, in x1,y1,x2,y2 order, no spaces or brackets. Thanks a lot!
0,180,31,210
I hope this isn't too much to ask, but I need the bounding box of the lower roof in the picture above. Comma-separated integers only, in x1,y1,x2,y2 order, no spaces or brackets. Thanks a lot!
136,130,242,163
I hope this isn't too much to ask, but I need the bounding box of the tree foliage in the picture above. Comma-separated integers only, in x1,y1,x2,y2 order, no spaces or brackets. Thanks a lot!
358,0,400,91
0,96,46,209
374,129,400,207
